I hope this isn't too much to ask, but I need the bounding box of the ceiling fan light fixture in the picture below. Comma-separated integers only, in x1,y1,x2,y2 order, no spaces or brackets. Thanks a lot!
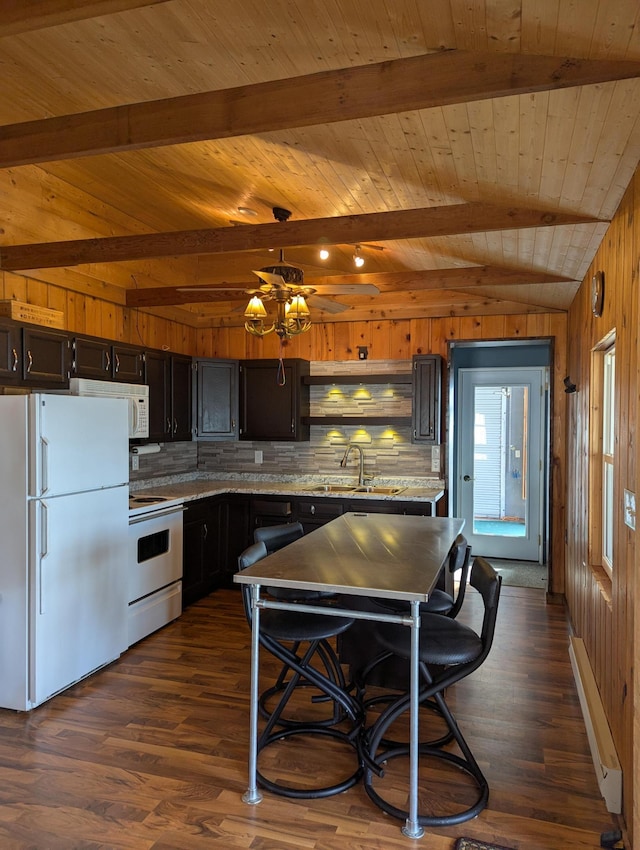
353,245,365,268
319,248,330,260
286,294,310,320
244,294,267,320
244,288,311,339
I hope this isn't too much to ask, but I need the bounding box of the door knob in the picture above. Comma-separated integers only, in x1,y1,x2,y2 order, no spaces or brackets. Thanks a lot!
463,474,473,481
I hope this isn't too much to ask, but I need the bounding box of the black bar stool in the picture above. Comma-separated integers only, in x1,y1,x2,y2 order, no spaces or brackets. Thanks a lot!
361,556,502,827
253,522,345,724
354,534,472,702
238,542,364,799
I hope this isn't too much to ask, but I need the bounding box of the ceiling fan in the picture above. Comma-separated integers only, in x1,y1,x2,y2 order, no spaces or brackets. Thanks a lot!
177,207,380,338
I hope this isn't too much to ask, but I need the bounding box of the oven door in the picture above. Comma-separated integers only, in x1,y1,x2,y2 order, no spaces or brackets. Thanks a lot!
128,505,184,604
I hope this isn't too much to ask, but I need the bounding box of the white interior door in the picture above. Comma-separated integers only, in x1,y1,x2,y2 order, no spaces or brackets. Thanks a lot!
456,367,546,561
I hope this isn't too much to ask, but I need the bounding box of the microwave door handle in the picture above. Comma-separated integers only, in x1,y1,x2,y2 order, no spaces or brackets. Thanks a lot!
131,400,138,434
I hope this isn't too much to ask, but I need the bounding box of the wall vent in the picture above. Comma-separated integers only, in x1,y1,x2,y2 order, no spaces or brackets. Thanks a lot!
569,637,622,813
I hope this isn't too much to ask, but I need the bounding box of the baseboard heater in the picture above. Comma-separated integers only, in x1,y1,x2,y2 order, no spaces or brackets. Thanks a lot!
569,636,622,813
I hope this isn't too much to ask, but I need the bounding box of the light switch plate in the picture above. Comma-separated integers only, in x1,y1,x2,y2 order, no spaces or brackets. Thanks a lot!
254,450,263,464
624,489,636,530
431,445,440,472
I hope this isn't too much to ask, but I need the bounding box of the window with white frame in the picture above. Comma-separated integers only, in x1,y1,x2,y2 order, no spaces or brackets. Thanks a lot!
601,343,615,574
590,334,616,580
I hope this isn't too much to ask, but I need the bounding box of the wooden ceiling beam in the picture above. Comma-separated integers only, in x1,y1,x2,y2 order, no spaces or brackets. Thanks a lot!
0,1,170,37
1,203,600,271
1,51,640,167
185,289,560,327
126,265,575,307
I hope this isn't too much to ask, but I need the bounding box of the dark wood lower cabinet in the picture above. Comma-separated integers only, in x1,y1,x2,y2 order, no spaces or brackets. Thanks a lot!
182,492,434,607
182,498,217,608
296,498,344,533
182,495,250,607
217,494,250,587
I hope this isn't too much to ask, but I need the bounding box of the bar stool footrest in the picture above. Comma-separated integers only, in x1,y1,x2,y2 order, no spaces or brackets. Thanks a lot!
257,725,363,799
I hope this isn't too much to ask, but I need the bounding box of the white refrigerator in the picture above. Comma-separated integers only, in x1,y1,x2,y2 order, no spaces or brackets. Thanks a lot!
0,393,129,711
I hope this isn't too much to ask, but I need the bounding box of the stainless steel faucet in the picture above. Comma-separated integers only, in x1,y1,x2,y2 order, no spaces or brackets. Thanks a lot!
340,443,365,486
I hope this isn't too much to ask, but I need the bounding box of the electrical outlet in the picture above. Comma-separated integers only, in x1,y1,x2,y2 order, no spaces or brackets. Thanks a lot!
131,454,139,471
431,445,440,472
254,450,263,464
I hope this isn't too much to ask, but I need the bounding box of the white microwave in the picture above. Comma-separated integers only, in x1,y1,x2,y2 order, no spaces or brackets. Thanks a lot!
69,378,149,438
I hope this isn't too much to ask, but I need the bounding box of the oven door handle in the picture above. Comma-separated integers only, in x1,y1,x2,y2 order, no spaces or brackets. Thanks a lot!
129,505,186,525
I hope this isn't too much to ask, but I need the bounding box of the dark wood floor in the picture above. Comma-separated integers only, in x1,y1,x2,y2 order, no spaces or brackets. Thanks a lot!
0,585,621,849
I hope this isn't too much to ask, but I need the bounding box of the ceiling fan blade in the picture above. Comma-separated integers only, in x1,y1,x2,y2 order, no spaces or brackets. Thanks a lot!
307,295,350,314
310,283,380,295
177,285,250,292
252,269,286,287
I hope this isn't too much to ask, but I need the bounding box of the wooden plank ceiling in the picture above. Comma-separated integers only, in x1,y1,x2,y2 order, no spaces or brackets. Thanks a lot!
1,0,640,328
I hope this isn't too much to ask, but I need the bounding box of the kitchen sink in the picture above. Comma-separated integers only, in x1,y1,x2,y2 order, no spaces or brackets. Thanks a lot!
309,484,357,492
354,486,406,495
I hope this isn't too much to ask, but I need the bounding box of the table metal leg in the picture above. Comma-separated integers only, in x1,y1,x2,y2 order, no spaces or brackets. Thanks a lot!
242,583,263,805
402,599,424,839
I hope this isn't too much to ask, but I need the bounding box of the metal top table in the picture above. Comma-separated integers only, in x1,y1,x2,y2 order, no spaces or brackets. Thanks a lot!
234,512,465,839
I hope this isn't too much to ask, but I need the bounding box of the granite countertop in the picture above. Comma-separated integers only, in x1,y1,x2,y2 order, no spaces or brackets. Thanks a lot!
129,474,445,505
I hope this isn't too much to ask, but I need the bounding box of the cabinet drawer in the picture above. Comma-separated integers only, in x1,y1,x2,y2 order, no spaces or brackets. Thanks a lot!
252,499,292,518
297,499,344,521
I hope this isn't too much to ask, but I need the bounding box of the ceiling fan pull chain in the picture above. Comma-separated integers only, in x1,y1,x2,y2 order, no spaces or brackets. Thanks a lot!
277,342,287,387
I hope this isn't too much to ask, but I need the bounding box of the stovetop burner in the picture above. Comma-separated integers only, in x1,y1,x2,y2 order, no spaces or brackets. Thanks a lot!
129,495,169,506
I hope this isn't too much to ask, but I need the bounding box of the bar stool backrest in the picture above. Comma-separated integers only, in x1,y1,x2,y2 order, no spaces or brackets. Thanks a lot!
254,522,304,554
237,541,269,625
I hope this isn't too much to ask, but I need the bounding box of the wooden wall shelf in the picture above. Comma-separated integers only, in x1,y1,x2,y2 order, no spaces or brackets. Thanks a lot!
304,373,412,385
302,416,412,426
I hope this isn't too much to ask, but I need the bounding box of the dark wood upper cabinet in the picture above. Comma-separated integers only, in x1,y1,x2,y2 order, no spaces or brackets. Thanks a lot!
144,349,170,441
71,335,144,383
193,358,239,440
170,354,192,441
412,354,442,444
0,319,21,383
144,350,192,442
21,326,70,386
112,343,144,383
239,358,310,441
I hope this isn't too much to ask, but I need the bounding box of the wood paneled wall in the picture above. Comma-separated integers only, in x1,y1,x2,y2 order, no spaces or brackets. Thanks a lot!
0,260,570,597
565,169,639,843
0,270,197,354
4,254,592,820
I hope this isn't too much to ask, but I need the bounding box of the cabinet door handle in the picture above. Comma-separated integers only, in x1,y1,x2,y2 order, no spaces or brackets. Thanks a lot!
203,523,208,540
11,348,18,371
166,418,172,434
173,418,178,434
114,353,120,373
26,349,33,373
291,419,295,432
105,351,111,371
310,504,316,515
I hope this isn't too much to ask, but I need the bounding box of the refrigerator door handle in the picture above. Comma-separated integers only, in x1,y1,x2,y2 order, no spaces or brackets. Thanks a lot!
39,502,48,614
40,437,49,494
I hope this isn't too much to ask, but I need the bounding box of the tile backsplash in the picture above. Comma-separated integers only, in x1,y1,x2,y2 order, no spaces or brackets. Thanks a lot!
129,360,442,483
